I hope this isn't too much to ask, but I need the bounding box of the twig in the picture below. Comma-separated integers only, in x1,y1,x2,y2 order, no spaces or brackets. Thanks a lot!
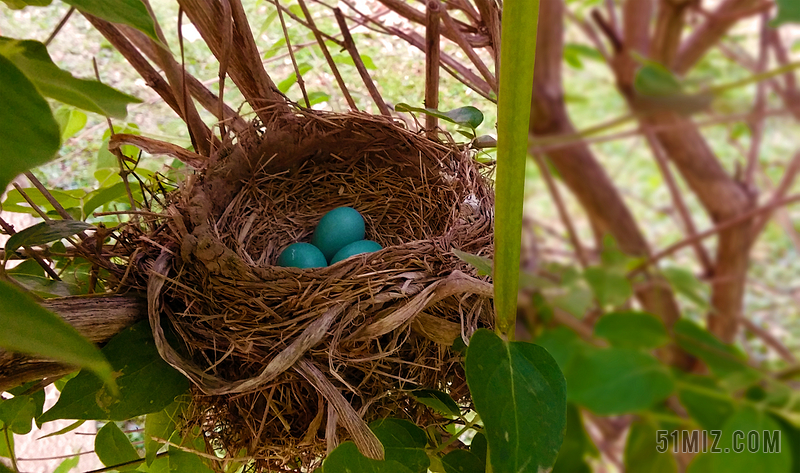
44,6,75,46
13,183,52,223
438,6,497,92
424,0,441,132
532,154,588,268
0,215,62,281
333,8,391,116
296,0,358,110
744,13,770,187
739,317,797,363
631,193,800,274
752,152,800,237
273,0,310,108
644,130,714,276
23,172,72,221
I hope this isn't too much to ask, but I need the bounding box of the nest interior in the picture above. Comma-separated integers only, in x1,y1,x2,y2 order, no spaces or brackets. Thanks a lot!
130,109,495,466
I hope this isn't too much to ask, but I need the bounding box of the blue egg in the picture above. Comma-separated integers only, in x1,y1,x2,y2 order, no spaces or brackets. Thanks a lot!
330,240,382,264
311,207,366,262
277,243,327,268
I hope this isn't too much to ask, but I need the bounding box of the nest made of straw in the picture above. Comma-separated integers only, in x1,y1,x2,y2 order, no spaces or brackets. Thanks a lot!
128,108,494,468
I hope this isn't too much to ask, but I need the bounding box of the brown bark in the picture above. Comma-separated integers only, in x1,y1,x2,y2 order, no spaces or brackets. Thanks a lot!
530,0,682,327
0,295,146,392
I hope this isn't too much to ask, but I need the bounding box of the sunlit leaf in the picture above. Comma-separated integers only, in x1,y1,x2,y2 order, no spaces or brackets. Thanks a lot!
466,329,566,472
452,249,492,276
395,104,484,129
54,107,88,141
0,280,115,390
52,456,80,473
145,400,185,465
0,38,141,118
0,55,60,193
0,389,44,435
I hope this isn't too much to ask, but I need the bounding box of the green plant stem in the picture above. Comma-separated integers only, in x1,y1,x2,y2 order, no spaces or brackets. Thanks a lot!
3,426,18,473
493,0,541,339
84,451,168,472
434,420,478,453
709,60,800,96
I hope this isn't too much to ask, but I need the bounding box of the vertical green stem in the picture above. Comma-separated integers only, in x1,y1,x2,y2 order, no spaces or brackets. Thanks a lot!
3,426,18,473
493,0,541,339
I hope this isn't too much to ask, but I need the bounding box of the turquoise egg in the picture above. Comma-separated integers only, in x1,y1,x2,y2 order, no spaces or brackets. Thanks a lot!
311,207,366,262
277,243,327,268
330,240,382,264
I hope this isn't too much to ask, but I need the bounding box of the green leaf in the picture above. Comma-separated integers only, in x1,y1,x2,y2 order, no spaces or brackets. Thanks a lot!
0,424,13,458
584,266,633,308
62,0,162,45
661,267,708,309
465,329,567,473
0,280,115,390
5,221,92,256
676,374,735,431
0,54,60,193
0,389,45,435
634,63,683,97
442,449,484,473
470,432,487,464
166,447,214,473
0,38,141,118
534,326,591,372
567,347,674,415
2,187,84,217
308,91,330,106
145,400,185,465
394,104,484,129
277,63,313,93
594,311,669,349
84,181,133,217
673,319,760,389
54,107,88,141
1,0,51,9
39,419,85,439
369,418,429,473
624,419,677,473
552,404,596,473
39,321,189,422
773,0,800,26
688,406,791,473
411,389,460,417
452,249,492,276
323,441,414,473
95,422,140,470
53,455,80,473
331,53,377,70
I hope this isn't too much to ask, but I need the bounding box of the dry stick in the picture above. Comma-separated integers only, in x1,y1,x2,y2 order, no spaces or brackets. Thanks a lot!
274,0,310,108
0,216,61,280
92,59,137,212
214,0,232,140
296,0,358,110
333,8,391,116
752,151,800,237
472,0,501,73
424,0,441,132
744,13,770,187
372,0,491,46
644,131,714,276
438,6,497,93
632,193,800,274
532,154,589,268
770,28,800,117
44,6,75,46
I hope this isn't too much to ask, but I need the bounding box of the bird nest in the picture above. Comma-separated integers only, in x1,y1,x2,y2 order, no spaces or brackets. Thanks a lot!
124,108,494,468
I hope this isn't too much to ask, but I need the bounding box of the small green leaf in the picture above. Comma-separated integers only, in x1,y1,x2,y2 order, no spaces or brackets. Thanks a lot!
567,347,674,415
95,422,140,470
277,63,313,93
470,432,487,464
452,249,492,276
84,181,133,217
39,419,85,439
634,63,683,97
688,406,791,473
308,91,330,106
62,0,162,45
369,418,429,473
594,311,669,349
54,107,88,141
465,329,567,473
624,419,677,473
2,187,84,217
145,400,185,465
0,39,141,118
773,0,800,26
673,319,761,389
0,389,45,434
5,221,92,256
661,267,708,309
411,389,460,417
676,374,735,431
395,104,484,129
53,456,80,473
323,441,414,473
584,266,633,308
442,449,484,473
39,321,189,422
0,54,60,193
0,280,115,390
